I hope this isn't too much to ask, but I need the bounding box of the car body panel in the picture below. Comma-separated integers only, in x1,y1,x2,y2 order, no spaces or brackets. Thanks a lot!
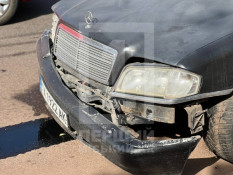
37,31,201,174
52,0,233,94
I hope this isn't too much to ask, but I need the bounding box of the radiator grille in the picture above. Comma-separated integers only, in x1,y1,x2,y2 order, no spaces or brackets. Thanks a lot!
54,24,117,84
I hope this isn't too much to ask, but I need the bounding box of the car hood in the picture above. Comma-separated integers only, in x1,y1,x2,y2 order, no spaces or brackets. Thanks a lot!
52,0,233,94
53,0,233,66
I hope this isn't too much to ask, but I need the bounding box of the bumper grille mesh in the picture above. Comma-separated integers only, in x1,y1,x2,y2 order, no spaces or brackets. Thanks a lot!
54,24,117,84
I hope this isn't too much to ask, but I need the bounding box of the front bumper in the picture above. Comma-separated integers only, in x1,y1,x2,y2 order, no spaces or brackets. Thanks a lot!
37,31,201,175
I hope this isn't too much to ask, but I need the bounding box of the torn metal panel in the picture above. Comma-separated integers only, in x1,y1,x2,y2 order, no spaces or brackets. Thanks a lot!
185,105,207,134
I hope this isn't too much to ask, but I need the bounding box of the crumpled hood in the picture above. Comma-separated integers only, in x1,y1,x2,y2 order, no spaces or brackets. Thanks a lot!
53,0,233,66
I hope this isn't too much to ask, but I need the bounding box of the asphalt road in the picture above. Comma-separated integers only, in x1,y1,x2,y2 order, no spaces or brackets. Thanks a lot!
0,1,232,175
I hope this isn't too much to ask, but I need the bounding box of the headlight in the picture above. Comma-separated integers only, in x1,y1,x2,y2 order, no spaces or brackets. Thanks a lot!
115,64,201,99
51,14,59,42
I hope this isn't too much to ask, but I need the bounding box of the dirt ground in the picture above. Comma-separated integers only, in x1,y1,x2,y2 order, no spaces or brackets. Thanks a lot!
0,1,232,175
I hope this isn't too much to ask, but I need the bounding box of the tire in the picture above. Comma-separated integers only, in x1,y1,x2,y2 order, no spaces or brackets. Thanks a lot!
204,96,233,163
0,0,18,25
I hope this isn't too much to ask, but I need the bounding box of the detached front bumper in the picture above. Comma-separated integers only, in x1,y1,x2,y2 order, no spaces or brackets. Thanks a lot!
37,31,201,175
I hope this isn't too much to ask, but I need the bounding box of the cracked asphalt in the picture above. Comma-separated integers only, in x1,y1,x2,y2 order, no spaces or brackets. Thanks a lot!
0,0,232,175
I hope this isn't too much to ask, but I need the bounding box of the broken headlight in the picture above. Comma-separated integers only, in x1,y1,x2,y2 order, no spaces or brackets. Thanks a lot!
115,64,201,99
51,14,59,43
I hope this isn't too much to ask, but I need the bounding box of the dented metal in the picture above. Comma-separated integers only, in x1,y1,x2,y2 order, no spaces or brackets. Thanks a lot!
37,32,202,175
185,105,207,134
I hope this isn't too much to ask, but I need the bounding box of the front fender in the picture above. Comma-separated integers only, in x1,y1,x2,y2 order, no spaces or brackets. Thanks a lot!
177,32,233,94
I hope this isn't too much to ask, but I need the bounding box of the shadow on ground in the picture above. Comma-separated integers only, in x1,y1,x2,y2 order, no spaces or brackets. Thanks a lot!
14,83,49,116
182,157,219,175
8,0,60,24
0,118,72,159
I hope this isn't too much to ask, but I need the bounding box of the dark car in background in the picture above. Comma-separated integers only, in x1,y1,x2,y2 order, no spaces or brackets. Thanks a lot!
0,0,30,25
37,0,233,174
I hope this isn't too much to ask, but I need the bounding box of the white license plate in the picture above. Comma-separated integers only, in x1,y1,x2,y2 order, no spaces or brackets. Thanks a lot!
40,77,69,128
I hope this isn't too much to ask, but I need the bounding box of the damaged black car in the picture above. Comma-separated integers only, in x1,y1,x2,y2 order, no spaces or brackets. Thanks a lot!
36,0,233,174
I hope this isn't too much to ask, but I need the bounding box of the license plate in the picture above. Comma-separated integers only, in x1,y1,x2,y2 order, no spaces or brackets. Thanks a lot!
40,77,69,128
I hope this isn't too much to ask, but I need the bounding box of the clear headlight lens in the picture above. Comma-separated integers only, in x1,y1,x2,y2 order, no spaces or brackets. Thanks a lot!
51,14,59,42
115,65,201,99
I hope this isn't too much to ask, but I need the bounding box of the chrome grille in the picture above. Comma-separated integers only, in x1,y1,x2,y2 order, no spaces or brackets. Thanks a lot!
54,24,117,84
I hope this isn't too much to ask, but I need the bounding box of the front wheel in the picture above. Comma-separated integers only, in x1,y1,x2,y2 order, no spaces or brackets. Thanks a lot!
204,96,233,163
0,0,18,25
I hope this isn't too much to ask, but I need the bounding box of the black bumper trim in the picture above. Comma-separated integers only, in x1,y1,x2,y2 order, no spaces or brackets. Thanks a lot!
37,31,201,175
111,89,233,105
